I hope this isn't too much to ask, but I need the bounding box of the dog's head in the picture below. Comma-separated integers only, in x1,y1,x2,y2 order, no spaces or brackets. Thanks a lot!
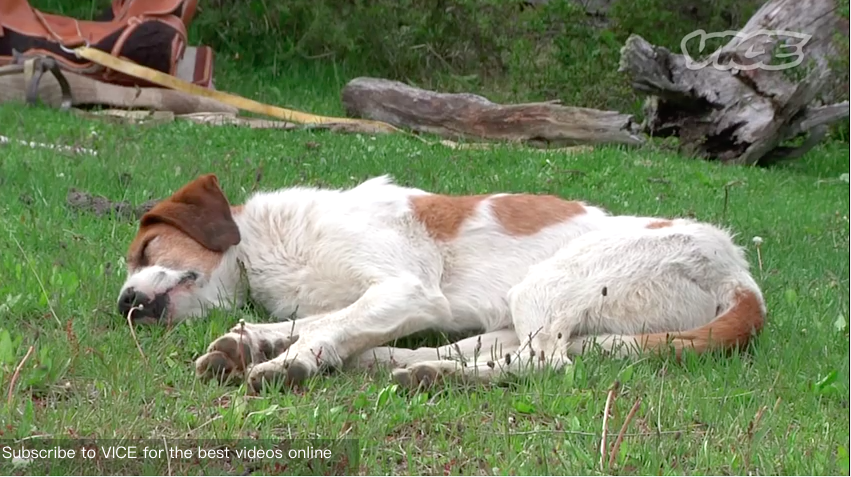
117,174,241,324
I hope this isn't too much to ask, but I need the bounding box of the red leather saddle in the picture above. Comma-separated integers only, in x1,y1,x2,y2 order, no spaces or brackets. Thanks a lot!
0,0,214,88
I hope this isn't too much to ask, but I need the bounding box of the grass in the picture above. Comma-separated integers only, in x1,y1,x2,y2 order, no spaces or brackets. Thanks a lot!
0,61,849,475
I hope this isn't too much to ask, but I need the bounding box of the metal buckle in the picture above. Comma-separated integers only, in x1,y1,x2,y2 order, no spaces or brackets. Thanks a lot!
21,55,74,111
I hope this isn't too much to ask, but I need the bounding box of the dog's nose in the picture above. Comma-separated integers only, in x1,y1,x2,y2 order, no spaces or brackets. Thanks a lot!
117,287,150,316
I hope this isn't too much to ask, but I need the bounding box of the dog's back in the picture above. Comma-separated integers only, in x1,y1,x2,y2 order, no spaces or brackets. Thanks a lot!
233,176,613,332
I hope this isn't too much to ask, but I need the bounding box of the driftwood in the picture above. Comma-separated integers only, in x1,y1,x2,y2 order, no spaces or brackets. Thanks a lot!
0,70,237,115
619,0,848,165
341,77,643,148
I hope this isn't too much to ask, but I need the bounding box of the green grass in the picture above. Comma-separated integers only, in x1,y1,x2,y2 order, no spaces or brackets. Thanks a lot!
0,64,849,475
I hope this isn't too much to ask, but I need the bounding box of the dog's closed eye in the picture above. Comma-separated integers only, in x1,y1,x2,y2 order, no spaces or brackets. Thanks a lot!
136,238,154,267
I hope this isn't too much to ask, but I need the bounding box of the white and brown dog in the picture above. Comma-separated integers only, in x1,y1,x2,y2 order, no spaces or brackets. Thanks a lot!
117,174,766,391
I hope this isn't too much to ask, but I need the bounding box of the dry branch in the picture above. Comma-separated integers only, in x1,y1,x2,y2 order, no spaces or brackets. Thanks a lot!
341,77,644,148
599,387,617,470
7,345,35,407
618,0,848,165
608,398,642,468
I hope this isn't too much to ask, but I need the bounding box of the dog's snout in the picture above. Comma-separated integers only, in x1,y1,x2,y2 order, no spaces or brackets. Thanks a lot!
117,287,150,316
118,287,169,322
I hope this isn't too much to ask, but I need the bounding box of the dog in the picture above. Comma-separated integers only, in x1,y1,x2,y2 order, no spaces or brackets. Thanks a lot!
117,174,766,391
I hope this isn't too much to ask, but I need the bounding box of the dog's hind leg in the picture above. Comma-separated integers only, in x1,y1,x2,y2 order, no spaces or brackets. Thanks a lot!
389,254,574,389
390,289,583,390
345,328,520,370
390,331,568,388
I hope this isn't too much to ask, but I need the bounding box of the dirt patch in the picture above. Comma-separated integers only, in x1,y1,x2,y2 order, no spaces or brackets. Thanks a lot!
66,189,160,221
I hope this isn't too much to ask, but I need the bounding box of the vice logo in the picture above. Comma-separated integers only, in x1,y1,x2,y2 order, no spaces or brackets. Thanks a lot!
680,29,812,72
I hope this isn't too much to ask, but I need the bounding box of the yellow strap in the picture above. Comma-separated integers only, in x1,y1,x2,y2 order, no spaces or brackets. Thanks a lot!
73,46,402,133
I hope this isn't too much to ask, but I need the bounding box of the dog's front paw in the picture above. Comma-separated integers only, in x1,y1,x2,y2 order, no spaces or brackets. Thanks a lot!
247,358,316,392
245,338,342,392
195,326,298,385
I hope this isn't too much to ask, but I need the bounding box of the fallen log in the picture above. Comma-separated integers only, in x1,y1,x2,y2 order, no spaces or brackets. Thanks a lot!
341,77,643,148
618,0,848,166
0,69,237,115
0,70,397,136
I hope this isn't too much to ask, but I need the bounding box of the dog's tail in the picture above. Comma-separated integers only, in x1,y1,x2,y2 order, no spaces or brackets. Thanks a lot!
572,287,766,360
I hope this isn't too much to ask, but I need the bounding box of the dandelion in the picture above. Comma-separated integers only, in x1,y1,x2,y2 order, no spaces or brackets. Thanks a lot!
752,236,764,272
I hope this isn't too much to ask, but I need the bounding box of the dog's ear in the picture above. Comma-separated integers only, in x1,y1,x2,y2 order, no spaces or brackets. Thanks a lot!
140,174,241,252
